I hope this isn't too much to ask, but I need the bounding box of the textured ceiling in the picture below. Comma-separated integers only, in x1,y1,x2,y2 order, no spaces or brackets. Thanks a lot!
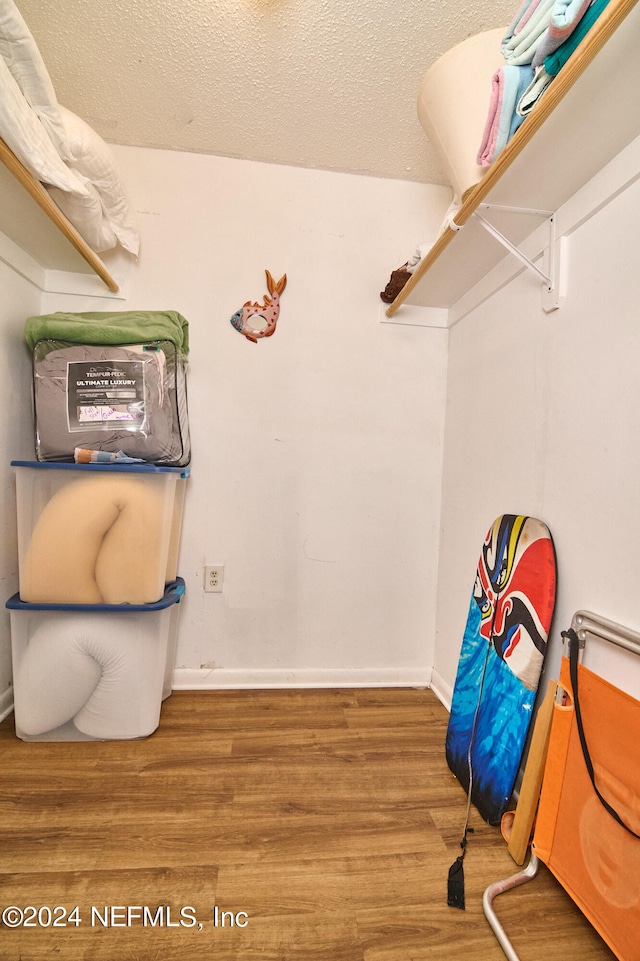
16,0,516,185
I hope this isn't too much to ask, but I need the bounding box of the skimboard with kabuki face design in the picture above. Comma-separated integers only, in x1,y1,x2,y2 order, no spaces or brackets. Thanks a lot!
445,515,557,825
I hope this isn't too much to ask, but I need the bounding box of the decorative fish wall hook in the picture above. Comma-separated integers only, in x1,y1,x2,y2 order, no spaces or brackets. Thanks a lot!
230,270,287,343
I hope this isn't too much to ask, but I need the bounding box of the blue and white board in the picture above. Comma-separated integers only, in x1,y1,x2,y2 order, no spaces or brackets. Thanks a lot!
445,515,557,825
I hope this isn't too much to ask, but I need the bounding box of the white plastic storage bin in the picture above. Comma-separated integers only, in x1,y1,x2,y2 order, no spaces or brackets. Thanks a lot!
6,578,185,741
12,461,188,605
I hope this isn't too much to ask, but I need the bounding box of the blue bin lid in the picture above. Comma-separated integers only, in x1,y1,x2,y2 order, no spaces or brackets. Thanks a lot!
11,460,190,479
5,577,185,613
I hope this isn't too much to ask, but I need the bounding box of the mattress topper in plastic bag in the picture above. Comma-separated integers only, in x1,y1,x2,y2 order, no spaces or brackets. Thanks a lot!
30,339,190,466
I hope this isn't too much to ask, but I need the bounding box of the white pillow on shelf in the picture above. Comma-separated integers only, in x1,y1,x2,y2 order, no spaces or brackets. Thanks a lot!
47,178,118,252
0,0,71,160
47,105,141,256
0,53,87,195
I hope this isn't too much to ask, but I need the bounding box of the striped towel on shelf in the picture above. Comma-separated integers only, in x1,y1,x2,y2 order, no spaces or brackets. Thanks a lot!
476,64,534,166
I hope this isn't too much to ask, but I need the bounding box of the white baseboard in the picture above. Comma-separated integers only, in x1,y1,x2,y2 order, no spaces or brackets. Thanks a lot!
428,669,452,712
0,670,445,723
0,687,14,723
172,666,432,691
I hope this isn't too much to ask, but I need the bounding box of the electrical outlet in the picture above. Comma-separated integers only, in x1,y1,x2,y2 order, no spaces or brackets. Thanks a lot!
204,565,224,592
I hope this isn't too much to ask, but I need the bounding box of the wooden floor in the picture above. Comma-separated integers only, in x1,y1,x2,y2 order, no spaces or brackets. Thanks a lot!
0,688,616,961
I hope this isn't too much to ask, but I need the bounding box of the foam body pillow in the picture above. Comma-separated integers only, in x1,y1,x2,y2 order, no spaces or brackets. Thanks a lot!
14,613,165,739
21,474,167,605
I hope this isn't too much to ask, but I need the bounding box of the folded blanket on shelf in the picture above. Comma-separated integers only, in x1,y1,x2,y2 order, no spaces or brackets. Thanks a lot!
516,66,554,116
481,0,612,163
532,0,593,65
24,309,189,358
502,0,545,47
544,0,612,74
476,64,534,167
503,0,612,68
502,0,556,64
514,0,548,35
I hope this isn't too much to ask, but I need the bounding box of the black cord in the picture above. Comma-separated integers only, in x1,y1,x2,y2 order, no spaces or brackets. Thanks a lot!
563,628,640,840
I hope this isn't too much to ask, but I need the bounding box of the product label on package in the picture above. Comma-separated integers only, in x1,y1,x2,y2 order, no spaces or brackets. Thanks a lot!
66,361,146,432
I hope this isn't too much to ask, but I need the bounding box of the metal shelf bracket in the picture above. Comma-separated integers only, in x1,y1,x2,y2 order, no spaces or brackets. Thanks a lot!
467,204,566,313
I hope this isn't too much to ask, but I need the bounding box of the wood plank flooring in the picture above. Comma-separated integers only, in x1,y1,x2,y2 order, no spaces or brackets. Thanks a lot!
0,688,616,961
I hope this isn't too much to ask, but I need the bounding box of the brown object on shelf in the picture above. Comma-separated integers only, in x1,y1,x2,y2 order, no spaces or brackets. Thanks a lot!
380,265,411,303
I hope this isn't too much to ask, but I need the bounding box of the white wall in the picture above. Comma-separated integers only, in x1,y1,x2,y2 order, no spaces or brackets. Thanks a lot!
0,263,42,717
3,140,639,709
433,171,640,705
40,147,451,688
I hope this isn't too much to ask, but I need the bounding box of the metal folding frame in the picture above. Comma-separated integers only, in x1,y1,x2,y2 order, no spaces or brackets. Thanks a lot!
482,609,640,960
